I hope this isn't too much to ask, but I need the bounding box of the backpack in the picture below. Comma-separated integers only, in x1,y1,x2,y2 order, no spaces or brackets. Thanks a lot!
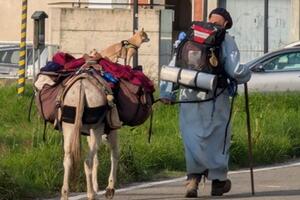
176,21,226,75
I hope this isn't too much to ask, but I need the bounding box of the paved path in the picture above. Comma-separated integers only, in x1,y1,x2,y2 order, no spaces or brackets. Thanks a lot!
51,161,300,200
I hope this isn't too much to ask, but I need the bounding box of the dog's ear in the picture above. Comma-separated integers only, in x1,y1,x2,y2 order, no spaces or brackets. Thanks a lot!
139,28,145,36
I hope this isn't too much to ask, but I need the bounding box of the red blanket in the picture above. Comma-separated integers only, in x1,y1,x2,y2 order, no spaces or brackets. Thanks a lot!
99,59,155,93
51,52,155,93
53,52,85,70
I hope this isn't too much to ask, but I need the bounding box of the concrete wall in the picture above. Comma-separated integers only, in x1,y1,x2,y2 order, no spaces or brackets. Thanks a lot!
226,0,295,63
0,0,88,43
50,8,164,81
291,0,300,42
207,0,218,17
88,0,129,9
0,0,50,43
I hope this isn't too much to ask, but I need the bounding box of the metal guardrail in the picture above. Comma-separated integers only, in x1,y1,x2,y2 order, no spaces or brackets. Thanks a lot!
48,1,175,8
0,42,59,48
0,44,59,79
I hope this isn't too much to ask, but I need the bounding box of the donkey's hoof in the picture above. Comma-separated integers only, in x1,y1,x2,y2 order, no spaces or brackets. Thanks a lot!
105,188,115,199
87,193,97,200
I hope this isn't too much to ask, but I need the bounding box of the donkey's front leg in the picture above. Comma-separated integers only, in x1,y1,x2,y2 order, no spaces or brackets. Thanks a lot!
105,130,119,199
85,128,101,200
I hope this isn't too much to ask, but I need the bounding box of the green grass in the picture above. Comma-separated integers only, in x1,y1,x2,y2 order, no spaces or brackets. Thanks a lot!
1,84,300,199
230,92,300,168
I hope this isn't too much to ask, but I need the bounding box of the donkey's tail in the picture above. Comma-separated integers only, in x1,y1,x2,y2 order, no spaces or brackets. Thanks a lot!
70,79,84,173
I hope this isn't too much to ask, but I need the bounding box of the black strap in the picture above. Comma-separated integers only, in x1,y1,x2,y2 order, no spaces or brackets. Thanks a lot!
222,80,238,154
28,90,35,122
43,120,47,143
153,86,226,105
176,68,183,85
148,110,154,143
175,38,188,60
194,71,200,88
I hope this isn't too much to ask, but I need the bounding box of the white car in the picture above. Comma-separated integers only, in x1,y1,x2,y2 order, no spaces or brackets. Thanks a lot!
284,41,300,48
242,47,300,92
0,44,58,78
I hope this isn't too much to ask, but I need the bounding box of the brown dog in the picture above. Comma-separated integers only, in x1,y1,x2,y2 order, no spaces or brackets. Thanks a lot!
99,28,150,66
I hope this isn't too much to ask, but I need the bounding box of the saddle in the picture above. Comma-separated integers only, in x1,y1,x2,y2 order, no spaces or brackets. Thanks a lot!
35,51,155,130
34,68,122,130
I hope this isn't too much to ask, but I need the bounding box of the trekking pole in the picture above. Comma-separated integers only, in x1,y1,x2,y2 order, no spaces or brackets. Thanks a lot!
244,83,255,195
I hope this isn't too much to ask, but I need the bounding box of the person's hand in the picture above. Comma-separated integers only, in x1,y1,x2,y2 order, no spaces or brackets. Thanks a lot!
160,98,173,105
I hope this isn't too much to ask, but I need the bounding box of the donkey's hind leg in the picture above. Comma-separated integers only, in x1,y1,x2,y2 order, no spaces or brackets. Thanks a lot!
91,125,105,193
61,123,74,200
105,129,119,199
85,126,103,200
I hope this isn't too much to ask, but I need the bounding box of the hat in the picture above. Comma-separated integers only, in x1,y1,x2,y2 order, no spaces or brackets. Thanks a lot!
209,8,233,29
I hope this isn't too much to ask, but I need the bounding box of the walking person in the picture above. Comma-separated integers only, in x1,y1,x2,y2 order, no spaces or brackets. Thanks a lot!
160,8,251,197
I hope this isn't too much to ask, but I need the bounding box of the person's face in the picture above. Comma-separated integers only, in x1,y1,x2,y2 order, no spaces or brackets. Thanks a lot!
209,14,228,28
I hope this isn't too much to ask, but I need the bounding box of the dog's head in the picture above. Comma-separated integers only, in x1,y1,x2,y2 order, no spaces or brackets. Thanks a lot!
139,28,150,43
131,28,150,45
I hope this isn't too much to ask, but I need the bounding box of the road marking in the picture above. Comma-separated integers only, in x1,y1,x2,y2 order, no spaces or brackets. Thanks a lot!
258,185,282,188
229,160,300,174
61,160,300,200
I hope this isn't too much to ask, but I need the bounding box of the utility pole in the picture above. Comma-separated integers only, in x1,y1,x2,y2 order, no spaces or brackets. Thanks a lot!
203,0,208,22
150,0,154,9
133,0,138,68
264,0,269,53
18,0,28,95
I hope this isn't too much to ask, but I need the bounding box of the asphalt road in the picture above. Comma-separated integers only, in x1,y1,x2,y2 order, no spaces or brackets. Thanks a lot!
49,161,300,200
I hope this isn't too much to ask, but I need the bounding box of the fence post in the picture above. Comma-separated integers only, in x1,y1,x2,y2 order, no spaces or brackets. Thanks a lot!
31,11,48,82
18,0,28,95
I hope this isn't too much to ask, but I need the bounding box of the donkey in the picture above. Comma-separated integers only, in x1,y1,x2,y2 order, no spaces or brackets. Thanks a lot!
60,74,119,200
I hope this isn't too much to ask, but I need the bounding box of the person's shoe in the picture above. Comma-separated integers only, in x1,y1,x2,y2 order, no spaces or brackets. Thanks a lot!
211,179,231,196
185,178,199,198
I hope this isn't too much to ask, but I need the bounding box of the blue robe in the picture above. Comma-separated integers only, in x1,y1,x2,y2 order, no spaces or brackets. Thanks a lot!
160,34,251,180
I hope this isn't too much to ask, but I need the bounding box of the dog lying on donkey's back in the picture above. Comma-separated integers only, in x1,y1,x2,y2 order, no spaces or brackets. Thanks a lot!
99,28,150,66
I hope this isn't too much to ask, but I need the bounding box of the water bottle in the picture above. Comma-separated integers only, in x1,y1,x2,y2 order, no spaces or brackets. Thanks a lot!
103,72,119,84
169,32,187,67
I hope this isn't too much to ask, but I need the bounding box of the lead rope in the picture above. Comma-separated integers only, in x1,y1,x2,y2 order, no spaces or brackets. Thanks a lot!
168,87,226,104
210,85,219,120
43,120,47,142
28,89,35,122
148,110,154,143
149,87,226,143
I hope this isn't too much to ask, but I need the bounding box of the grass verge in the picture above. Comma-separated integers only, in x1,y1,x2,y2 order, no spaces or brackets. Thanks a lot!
0,84,300,199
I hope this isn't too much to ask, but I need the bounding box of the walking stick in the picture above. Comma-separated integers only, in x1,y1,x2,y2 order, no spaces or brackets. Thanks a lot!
244,83,255,195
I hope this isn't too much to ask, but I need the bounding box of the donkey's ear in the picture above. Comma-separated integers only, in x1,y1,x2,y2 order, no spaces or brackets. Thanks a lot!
141,27,144,32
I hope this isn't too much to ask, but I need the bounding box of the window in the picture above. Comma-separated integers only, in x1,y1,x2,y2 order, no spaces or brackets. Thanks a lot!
10,50,19,64
263,52,300,71
0,51,8,63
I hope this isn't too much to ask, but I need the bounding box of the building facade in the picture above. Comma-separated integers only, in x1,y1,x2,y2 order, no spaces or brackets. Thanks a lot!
0,0,300,76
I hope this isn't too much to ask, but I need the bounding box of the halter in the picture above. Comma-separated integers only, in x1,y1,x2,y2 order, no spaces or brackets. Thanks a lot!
121,40,139,50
